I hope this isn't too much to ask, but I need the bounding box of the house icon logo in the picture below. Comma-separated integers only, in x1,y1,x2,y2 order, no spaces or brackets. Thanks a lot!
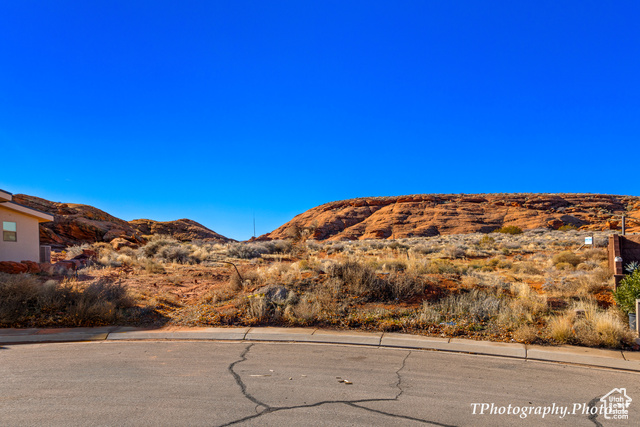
600,388,631,420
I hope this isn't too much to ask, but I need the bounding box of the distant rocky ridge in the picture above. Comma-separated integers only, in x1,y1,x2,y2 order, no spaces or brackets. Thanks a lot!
13,194,231,248
261,193,640,241
129,218,231,242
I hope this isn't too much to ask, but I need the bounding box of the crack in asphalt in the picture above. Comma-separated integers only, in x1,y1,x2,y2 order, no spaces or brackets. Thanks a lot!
226,344,271,413
586,396,603,427
220,346,454,426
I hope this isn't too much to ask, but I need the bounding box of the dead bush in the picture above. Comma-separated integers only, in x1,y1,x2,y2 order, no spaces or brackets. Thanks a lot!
552,251,582,268
0,274,133,326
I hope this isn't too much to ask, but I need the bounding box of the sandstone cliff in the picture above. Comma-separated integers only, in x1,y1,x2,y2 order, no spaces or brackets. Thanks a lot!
262,194,640,241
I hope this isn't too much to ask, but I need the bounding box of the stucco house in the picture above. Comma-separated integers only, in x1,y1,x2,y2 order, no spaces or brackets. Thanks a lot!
0,189,54,263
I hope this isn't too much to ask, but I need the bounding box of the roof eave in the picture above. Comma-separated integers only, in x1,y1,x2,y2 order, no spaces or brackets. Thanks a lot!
0,201,54,222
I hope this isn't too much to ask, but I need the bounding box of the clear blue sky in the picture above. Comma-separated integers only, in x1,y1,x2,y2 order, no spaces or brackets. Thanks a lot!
1,1,638,241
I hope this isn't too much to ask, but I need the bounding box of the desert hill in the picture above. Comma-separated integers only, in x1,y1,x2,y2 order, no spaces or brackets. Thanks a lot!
262,193,640,241
129,218,231,242
13,194,231,248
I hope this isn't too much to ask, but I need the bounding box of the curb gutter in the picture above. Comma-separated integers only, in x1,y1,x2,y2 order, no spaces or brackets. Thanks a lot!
1,326,639,372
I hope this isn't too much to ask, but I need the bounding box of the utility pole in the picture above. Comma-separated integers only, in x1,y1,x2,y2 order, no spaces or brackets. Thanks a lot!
253,213,256,238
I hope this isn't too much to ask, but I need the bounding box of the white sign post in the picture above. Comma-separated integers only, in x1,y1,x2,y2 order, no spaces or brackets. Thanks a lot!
585,236,593,245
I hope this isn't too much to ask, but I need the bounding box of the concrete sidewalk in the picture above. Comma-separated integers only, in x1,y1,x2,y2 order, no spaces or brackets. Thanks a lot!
1,326,639,372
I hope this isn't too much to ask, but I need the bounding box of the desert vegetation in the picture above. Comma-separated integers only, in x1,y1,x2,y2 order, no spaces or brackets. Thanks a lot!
1,229,636,348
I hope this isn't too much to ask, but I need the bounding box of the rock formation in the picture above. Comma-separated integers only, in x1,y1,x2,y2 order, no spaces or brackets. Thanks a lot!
12,194,231,248
262,193,640,241
129,218,232,242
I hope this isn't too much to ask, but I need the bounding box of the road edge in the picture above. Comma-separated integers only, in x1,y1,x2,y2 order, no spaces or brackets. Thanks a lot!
1,326,639,372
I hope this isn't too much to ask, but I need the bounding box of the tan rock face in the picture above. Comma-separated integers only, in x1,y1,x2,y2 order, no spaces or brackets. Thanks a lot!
262,193,640,241
129,218,232,242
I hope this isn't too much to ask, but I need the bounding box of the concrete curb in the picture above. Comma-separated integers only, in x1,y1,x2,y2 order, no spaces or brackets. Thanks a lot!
1,326,639,372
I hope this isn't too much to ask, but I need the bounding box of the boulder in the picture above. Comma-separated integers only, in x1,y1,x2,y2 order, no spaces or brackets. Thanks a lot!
254,285,289,303
547,219,564,230
0,261,29,274
38,263,54,275
52,260,78,275
20,260,41,274
111,237,137,251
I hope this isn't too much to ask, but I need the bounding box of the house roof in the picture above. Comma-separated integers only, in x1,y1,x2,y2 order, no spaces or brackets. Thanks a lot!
0,192,53,223
0,189,12,202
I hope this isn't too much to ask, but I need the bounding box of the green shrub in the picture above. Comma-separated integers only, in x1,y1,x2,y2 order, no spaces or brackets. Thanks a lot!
613,270,640,314
494,226,523,235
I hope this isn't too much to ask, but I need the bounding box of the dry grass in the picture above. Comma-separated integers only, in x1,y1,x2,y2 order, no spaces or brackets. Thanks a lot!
0,273,136,327
3,228,632,349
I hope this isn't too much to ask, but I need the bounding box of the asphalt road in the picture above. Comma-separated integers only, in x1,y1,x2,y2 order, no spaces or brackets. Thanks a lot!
1,341,638,426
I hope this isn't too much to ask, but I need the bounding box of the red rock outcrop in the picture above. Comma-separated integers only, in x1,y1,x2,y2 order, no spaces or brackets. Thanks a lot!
129,218,232,242
0,261,29,274
13,195,145,248
262,193,640,241
12,194,232,248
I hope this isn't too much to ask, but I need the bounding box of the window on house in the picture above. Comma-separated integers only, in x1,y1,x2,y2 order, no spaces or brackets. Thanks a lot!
3,221,17,242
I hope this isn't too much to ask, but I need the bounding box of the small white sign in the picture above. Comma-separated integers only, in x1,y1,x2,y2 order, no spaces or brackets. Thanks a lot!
585,237,593,245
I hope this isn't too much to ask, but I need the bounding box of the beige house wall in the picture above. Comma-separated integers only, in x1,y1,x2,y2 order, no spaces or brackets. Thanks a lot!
0,205,41,262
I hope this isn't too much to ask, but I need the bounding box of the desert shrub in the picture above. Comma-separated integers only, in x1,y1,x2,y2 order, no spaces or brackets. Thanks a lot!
478,235,495,246
227,241,289,259
327,260,389,300
548,314,574,343
547,301,633,347
552,251,582,267
512,325,539,343
306,241,322,252
326,243,345,254
139,236,179,258
387,241,408,250
143,259,165,274
388,273,425,300
555,262,574,271
274,240,293,253
443,244,466,259
291,297,321,322
0,274,133,326
97,250,124,268
613,270,640,314
494,226,523,235
424,259,462,275
511,262,542,275
418,302,442,324
229,271,243,291
157,244,192,264
435,289,507,323
409,244,438,255
558,224,578,231
247,295,268,320
381,259,407,272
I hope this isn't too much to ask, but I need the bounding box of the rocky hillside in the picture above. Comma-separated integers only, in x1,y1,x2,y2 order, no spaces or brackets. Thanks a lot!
13,194,231,248
129,218,231,242
262,193,640,241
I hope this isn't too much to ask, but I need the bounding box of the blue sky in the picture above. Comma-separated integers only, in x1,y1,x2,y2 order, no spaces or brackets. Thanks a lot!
1,1,639,240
